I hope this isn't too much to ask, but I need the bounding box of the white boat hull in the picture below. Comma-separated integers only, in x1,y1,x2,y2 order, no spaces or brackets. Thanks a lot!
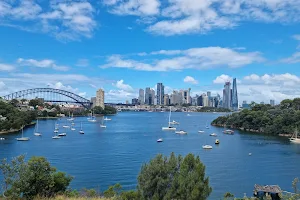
79,131,84,134
16,137,30,141
290,139,300,144
34,133,42,136
162,127,176,131
202,145,213,149
52,136,61,139
175,131,187,135
58,133,67,136
100,125,107,128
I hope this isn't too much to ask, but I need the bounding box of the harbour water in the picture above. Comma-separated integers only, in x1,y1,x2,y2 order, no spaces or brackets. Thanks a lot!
1,112,300,199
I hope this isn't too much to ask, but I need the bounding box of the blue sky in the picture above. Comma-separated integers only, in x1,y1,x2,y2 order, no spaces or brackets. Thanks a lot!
0,0,300,103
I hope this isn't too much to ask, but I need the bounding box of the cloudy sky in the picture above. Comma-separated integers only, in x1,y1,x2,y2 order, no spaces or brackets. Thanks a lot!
0,0,300,104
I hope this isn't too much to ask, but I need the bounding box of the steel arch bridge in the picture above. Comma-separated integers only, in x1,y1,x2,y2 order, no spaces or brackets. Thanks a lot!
2,88,92,109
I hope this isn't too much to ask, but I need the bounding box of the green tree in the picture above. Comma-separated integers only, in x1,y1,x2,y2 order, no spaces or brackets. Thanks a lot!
137,152,212,200
103,183,122,198
0,155,72,199
280,99,294,109
224,192,234,199
20,98,27,105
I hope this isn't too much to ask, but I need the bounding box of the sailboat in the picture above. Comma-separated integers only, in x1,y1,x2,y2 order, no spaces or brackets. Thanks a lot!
79,122,84,134
290,127,300,144
67,112,74,121
205,121,210,129
58,127,67,137
100,117,107,128
34,119,42,136
162,107,176,131
16,127,30,141
52,127,61,139
103,117,111,121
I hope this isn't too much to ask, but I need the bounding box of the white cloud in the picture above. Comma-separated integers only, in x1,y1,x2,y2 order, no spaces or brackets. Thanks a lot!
292,35,300,41
103,0,160,16
17,58,69,71
113,80,133,92
106,89,137,103
89,84,97,88
0,81,5,89
183,76,198,84
101,47,264,71
244,74,260,81
0,1,96,41
280,52,300,63
213,74,232,84
0,63,15,71
76,59,89,67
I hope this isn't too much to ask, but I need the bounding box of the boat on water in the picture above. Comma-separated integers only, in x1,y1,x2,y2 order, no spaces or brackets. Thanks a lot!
62,125,70,128
223,129,234,134
67,112,75,121
290,127,300,144
16,127,30,141
202,145,213,149
103,117,111,121
71,127,76,131
210,133,217,137
157,138,163,142
187,114,191,116
34,119,42,136
215,139,220,144
58,133,67,136
169,120,180,125
198,130,205,133
162,107,177,131
100,118,107,128
79,122,84,134
52,135,61,139
175,130,188,135
0,137,5,140
88,111,97,122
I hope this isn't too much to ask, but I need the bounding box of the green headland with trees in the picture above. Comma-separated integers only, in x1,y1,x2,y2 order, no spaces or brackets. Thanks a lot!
212,98,300,136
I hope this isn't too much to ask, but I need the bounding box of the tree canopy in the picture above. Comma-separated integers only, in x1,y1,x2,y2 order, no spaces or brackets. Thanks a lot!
137,152,212,200
93,106,117,115
0,155,72,199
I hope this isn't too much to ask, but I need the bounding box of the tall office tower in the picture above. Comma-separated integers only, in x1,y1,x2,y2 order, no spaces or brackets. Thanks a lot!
145,87,151,105
197,95,203,106
181,88,191,104
96,89,105,109
232,78,238,111
156,83,164,105
202,94,209,107
164,94,169,106
150,89,155,105
223,81,232,109
207,91,211,98
138,89,145,105
270,100,275,106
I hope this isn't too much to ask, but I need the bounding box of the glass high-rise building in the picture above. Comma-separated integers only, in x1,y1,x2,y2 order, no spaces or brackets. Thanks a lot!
232,78,239,111
223,82,232,109
156,83,164,105
145,87,151,105
138,89,144,105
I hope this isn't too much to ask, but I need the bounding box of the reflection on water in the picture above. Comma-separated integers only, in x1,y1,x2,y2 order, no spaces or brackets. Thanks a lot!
0,112,299,199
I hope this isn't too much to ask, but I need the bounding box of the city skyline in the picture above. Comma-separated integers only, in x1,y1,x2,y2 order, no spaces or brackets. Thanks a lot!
0,1,300,104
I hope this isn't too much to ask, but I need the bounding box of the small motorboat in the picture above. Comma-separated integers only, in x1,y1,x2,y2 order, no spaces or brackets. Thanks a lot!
169,120,180,125
198,130,205,133
58,133,67,136
202,145,213,149
210,133,217,137
34,133,42,136
62,125,70,128
104,117,112,121
175,130,188,135
71,127,76,131
79,130,84,134
52,136,61,139
206,126,210,129
223,129,234,134
157,138,163,142
100,125,107,128
54,130,59,133
215,139,220,144
0,137,5,140
16,137,30,141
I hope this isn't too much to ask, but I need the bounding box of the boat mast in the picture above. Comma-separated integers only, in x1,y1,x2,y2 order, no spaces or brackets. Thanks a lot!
169,107,171,126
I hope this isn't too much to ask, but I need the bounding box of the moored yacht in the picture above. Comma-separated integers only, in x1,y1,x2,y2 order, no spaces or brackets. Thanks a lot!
162,107,177,131
175,130,188,135
16,127,30,141
290,127,300,144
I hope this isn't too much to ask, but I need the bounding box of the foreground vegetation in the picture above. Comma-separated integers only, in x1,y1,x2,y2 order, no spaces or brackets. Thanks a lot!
212,98,300,135
1,153,211,200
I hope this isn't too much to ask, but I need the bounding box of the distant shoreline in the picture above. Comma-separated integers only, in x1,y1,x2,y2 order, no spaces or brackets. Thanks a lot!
212,124,292,137
0,122,36,135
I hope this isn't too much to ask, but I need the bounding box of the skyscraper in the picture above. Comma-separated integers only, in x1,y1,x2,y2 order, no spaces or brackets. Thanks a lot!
150,89,155,105
164,94,169,106
202,94,209,107
138,89,144,105
270,100,275,106
156,83,164,105
232,78,238,111
96,89,105,109
145,87,151,105
223,82,232,109
207,91,211,98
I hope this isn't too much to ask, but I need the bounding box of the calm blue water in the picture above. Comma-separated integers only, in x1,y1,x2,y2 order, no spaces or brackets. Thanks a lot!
1,112,300,199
